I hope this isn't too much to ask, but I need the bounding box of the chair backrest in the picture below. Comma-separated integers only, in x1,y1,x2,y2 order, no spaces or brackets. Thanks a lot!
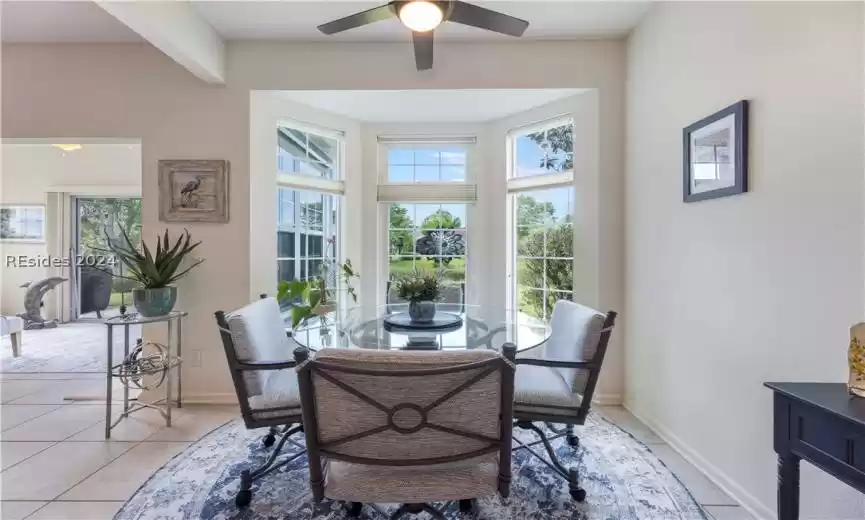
295,346,516,484
545,300,616,397
215,297,292,400
386,281,465,314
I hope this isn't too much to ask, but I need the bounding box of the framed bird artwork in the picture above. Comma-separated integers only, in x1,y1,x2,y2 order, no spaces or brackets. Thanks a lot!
158,159,229,223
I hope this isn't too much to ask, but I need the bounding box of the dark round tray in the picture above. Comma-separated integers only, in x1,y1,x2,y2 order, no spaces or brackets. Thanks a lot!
383,312,463,331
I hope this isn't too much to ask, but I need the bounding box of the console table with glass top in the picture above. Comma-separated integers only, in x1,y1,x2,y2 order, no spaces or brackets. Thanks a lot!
104,311,186,439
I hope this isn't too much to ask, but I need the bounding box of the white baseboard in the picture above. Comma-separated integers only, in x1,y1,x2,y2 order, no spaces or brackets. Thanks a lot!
593,393,623,405
178,393,239,405
624,401,775,520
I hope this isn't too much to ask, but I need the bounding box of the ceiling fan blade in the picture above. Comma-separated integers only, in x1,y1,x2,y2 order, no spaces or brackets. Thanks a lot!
412,31,434,71
317,3,396,35
446,0,529,37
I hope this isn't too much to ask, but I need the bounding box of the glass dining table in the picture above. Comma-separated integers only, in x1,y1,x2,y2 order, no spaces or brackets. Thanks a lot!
288,304,551,353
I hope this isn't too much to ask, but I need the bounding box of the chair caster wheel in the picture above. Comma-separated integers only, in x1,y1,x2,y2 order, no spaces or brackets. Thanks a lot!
570,488,586,502
262,433,276,447
235,490,252,508
566,435,580,448
347,502,363,517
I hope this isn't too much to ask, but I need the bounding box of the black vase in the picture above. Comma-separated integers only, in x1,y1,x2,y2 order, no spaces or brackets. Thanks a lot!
408,300,436,323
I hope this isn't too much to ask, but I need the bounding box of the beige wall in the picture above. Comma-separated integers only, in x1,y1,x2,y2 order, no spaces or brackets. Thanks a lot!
0,143,141,316
2,44,250,401
2,39,625,402
625,2,864,518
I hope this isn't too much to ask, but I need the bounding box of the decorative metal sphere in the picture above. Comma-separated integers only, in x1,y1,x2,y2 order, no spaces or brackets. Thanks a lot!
113,340,181,391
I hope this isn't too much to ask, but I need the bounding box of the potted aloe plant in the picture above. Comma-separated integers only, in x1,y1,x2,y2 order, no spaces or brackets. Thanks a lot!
104,228,204,317
393,270,442,323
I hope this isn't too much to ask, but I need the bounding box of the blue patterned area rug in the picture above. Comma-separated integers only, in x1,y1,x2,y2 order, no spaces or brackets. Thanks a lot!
117,415,707,520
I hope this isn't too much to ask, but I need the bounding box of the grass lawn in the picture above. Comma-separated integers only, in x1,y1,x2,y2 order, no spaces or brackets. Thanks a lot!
389,258,466,282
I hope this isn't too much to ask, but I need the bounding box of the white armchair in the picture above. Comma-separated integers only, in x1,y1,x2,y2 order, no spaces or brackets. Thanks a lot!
1,315,24,357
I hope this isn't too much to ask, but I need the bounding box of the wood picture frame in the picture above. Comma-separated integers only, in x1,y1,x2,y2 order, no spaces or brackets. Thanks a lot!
683,100,748,203
159,159,229,223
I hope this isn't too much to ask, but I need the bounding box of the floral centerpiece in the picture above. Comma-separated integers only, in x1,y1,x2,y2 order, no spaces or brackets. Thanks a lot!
393,270,442,323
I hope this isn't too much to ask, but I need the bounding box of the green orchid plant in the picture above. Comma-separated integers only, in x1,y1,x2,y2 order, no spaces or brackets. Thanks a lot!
102,228,204,289
277,256,358,331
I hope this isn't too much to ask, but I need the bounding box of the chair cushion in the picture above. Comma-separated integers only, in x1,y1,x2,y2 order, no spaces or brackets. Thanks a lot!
247,369,302,420
225,298,292,396
514,364,581,409
544,301,606,392
324,454,499,503
0,316,23,336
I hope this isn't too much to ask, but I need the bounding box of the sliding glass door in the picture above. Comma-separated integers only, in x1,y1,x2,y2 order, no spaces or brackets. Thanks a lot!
71,197,141,320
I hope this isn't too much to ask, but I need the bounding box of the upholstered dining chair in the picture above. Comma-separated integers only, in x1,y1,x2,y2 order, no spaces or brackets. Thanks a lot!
513,300,617,503
215,296,307,508
294,345,517,519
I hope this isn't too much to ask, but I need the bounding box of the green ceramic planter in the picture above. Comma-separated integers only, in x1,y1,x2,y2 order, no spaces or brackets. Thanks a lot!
132,287,177,317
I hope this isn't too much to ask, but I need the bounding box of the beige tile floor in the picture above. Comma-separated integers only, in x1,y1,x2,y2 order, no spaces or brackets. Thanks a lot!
0,373,754,520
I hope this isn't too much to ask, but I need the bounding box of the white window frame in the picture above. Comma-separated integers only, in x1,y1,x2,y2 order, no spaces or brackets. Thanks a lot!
276,120,346,287
506,116,576,322
376,137,478,306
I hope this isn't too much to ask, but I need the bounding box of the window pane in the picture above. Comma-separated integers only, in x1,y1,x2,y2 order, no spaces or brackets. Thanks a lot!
385,145,469,183
308,235,324,257
389,230,414,256
414,149,438,165
518,287,546,320
278,260,296,283
277,231,295,258
414,165,439,182
439,147,466,165
389,256,416,280
440,165,466,182
277,125,339,179
517,228,544,257
513,122,573,178
388,165,413,183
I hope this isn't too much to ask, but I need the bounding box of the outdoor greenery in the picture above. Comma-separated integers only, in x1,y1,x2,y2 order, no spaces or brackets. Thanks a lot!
393,270,442,302
77,198,142,303
389,206,466,267
102,228,204,289
389,258,465,282
518,124,575,319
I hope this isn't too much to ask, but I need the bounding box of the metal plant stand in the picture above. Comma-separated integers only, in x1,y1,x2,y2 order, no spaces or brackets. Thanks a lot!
104,311,186,439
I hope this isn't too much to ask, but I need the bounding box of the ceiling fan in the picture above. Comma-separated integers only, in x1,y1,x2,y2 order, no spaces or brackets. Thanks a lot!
317,1,530,71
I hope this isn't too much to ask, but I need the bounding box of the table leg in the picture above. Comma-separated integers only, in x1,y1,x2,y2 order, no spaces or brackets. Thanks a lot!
778,453,800,520
166,319,173,427
123,325,130,413
176,317,183,409
105,325,113,439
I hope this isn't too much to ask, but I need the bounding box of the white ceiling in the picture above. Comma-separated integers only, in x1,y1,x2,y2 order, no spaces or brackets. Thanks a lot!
276,89,583,122
193,1,652,41
1,1,652,43
1,1,143,43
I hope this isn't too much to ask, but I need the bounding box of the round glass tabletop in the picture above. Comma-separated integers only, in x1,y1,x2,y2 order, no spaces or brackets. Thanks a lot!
290,304,551,353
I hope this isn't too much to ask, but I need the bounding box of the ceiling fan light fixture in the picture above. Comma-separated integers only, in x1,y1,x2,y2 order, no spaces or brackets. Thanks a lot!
398,1,444,32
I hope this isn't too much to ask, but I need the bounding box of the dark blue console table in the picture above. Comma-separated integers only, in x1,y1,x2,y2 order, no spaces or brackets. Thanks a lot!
765,382,865,520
